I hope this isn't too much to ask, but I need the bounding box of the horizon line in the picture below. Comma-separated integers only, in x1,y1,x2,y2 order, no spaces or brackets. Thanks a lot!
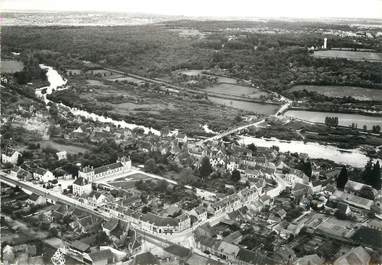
2,9,382,22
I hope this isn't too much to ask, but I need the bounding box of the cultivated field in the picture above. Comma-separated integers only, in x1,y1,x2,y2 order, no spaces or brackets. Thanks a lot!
313,50,382,62
39,140,89,154
1,60,24,73
288,85,382,101
206,83,269,99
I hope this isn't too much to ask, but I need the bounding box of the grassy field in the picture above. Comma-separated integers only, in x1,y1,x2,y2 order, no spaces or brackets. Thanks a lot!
55,77,247,134
39,140,89,154
313,50,382,62
288,85,382,101
209,97,280,115
206,83,269,99
1,59,24,73
86,79,109,87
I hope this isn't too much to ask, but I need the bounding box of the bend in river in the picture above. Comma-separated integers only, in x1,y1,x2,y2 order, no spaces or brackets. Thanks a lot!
37,65,160,135
38,65,377,167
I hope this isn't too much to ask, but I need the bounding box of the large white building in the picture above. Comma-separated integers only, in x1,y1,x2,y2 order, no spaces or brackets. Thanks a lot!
72,177,93,196
1,149,21,165
79,156,131,182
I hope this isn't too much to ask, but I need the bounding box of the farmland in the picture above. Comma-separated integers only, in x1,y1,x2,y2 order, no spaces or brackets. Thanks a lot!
288,85,382,101
313,50,382,62
1,59,24,73
206,83,269,99
49,76,248,135
39,140,90,154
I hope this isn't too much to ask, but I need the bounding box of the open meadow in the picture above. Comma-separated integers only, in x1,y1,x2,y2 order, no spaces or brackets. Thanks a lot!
313,50,382,62
1,59,24,73
288,85,382,101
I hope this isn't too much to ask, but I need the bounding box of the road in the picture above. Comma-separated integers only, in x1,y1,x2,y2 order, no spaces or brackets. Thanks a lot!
0,172,222,262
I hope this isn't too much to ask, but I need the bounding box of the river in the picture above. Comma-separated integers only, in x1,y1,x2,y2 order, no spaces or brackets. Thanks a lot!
285,110,382,129
37,64,160,135
209,96,280,115
240,136,379,168
39,65,377,167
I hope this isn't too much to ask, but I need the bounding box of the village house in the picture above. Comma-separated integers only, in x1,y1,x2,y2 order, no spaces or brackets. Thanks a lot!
31,167,55,183
333,190,374,211
333,246,370,265
72,177,92,196
132,252,160,265
163,245,192,264
79,156,131,182
189,206,208,223
26,193,47,206
177,133,188,144
344,180,377,197
83,249,116,265
294,254,324,265
214,241,240,262
1,149,21,165
56,151,67,161
284,169,308,187
66,69,82,76
139,212,191,235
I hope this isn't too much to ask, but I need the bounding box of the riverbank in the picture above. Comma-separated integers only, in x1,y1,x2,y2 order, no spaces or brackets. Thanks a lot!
241,135,381,168
288,106,382,117
285,109,382,129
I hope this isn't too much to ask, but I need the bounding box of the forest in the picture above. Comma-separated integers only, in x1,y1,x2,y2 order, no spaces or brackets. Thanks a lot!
2,21,382,96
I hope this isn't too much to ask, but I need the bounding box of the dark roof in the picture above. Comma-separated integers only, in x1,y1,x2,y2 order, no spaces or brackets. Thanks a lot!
164,245,191,258
196,235,217,248
103,218,119,231
73,177,88,186
351,227,382,249
32,167,48,175
141,213,179,227
237,248,276,265
29,193,41,201
88,249,114,262
133,252,159,265
223,231,242,243
94,162,123,174
72,208,88,218
70,240,90,252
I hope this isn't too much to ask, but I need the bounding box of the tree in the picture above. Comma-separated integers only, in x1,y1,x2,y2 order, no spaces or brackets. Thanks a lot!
96,231,109,245
372,125,381,134
144,158,157,173
298,160,312,179
372,161,381,190
199,156,212,179
363,160,373,185
179,167,195,185
49,227,59,237
336,166,348,189
231,169,241,182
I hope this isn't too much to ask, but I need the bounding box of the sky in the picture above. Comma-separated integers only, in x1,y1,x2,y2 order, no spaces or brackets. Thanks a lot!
2,0,382,19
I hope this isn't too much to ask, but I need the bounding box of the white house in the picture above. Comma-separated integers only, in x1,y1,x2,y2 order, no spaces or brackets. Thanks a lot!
1,150,21,165
73,177,92,196
177,133,188,143
284,169,308,187
56,151,67,161
334,246,370,265
32,168,55,183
